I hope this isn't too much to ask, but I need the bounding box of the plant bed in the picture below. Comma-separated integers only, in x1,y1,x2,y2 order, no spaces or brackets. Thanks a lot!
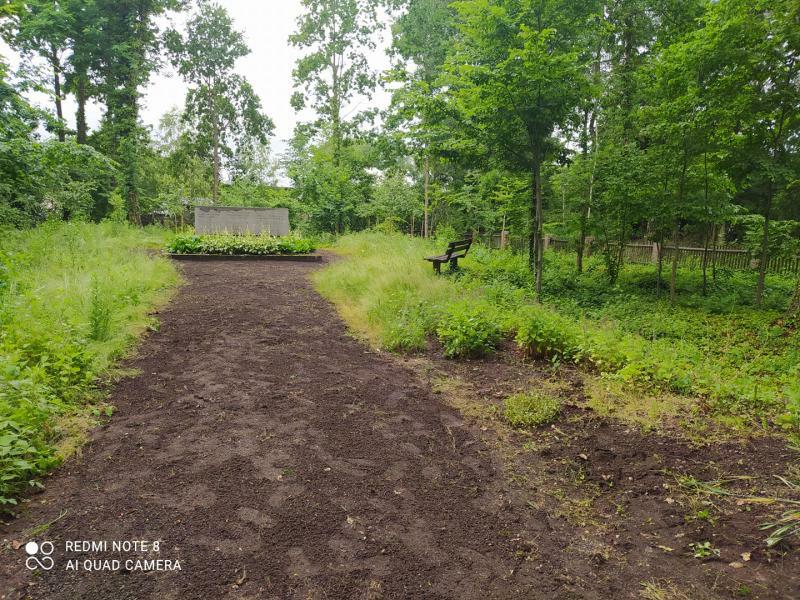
168,253,322,262
167,232,318,258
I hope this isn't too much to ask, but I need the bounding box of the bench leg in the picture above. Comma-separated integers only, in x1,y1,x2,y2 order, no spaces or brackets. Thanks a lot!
449,258,459,272
433,261,442,275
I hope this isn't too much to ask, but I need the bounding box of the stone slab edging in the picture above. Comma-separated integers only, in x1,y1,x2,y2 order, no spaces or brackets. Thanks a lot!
167,253,323,262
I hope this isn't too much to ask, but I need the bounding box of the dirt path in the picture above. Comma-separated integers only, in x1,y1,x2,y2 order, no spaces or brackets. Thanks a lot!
1,259,548,599
2,258,798,599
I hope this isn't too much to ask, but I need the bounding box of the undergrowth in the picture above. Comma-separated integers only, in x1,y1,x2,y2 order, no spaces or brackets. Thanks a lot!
0,221,179,508
315,231,800,438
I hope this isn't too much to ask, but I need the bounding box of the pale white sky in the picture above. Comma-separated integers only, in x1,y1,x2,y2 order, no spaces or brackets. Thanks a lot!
1,0,393,171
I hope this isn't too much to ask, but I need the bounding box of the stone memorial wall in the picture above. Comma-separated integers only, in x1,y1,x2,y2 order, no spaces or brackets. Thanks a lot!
194,206,290,236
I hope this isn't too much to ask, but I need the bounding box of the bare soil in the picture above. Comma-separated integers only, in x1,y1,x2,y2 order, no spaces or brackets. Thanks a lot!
1,258,798,599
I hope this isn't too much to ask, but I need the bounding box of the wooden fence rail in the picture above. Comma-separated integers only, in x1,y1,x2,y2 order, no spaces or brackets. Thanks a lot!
477,233,800,276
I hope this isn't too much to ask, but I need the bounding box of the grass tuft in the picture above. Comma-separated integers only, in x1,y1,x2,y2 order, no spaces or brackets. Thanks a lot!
503,392,561,428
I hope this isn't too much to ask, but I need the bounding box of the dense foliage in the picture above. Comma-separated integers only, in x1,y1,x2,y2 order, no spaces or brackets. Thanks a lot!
2,1,798,311
0,0,276,228
0,222,178,507
168,232,316,255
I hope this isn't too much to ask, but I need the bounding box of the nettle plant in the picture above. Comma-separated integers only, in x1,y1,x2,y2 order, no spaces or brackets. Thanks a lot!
436,302,503,358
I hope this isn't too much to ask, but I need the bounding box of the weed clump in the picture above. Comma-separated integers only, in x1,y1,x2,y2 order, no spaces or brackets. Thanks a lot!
504,392,561,428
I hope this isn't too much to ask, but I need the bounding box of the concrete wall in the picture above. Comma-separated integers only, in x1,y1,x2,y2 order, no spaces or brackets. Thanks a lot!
195,206,290,236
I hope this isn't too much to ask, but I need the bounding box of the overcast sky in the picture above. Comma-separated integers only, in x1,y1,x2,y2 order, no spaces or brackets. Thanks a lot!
2,0,393,165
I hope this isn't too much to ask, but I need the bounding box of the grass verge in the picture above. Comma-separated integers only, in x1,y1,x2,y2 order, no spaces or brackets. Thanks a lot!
0,221,180,509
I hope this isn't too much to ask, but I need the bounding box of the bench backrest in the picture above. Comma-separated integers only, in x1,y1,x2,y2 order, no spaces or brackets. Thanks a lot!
445,238,472,258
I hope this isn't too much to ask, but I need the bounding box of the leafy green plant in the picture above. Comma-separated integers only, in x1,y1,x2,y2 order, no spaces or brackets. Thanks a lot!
689,541,719,559
436,302,502,358
168,232,316,255
513,305,581,361
777,381,800,443
382,303,431,351
761,510,800,548
503,392,561,428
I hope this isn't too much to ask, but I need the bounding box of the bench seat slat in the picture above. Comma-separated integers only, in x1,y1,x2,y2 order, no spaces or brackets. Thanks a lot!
425,237,473,273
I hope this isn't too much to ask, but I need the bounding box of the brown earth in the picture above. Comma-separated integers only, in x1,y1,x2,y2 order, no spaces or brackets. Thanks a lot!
1,257,798,599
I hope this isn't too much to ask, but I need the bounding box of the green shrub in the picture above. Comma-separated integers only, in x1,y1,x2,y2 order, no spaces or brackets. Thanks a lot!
513,304,581,361
504,392,561,428
436,302,502,358
168,232,316,255
379,300,435,352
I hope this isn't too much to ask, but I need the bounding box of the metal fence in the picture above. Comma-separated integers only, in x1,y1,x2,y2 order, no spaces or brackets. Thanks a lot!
477,233,800,276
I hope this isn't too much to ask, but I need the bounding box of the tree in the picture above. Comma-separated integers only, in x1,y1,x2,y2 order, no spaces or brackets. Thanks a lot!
167,1,274,203
289,0,382,232
90,0,182,224
445,0,592,301
688,0,800,305
290,0,380,159
63,0,101,144
1,0,73,141
387,0,455,237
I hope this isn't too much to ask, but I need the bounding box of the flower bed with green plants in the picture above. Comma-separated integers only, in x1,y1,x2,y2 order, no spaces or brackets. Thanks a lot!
0,222,179,509
313,231,800,441
168,232,316,255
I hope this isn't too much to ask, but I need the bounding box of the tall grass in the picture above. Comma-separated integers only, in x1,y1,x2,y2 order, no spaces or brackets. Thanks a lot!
313,232,468,350
316,231,800,439
0,221,180,507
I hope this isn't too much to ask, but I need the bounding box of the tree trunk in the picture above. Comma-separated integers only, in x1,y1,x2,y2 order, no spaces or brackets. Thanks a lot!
76,75,88,144
755,186,773,307
656,232,664,297
670,135,689,303
579,103,599,274
212,122,221,204
423,155,430,239
531,159,544,303
578,202,589,274
50,47,65,142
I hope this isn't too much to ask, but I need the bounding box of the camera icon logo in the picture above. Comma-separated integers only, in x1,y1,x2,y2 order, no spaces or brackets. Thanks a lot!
25,541,55,571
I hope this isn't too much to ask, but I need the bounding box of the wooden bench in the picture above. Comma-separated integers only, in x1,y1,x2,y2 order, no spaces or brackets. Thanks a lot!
425,238,473,274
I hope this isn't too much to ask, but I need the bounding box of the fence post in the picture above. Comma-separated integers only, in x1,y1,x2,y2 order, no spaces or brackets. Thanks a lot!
543,235,551,251
500,230,509,250
651,242,660,264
